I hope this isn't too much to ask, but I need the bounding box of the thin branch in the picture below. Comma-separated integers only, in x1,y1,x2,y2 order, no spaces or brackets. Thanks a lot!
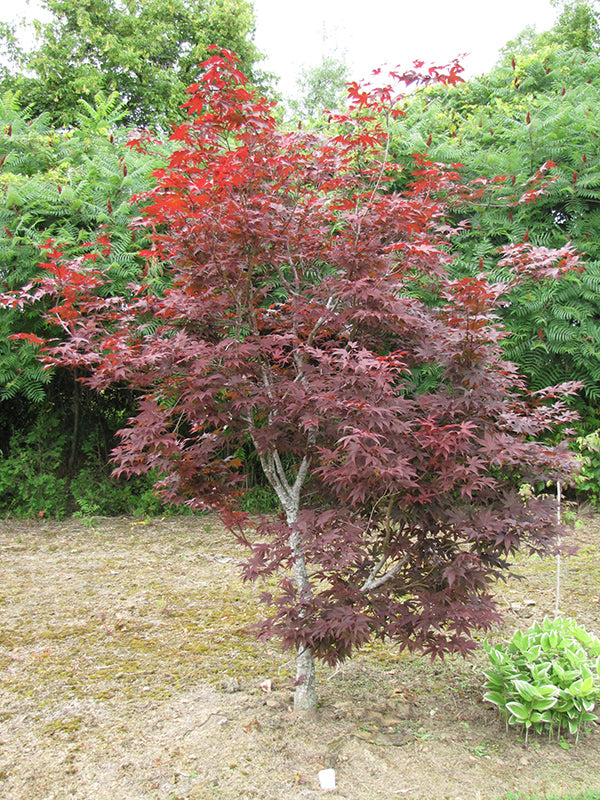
360,499,408,593
304,293,338,350
353,107,392,249
360,560,404,592
291,428,317,501
272,448,292,494
366,109,392,210
360,552,389,591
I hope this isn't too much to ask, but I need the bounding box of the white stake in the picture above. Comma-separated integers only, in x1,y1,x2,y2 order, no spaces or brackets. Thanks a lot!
555,480,562,618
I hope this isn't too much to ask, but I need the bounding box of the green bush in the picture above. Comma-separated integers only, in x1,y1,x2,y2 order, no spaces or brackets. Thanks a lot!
70,469,167,517
0,414,70,518
0,413,169,518
573,430,600,507
484,618,600,744
240,485,280,514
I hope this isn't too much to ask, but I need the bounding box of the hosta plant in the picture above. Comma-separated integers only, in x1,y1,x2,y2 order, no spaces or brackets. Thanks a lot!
484,617,600,744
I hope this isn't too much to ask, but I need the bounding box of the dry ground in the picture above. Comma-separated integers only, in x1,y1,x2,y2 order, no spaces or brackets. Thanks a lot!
1,512,600,800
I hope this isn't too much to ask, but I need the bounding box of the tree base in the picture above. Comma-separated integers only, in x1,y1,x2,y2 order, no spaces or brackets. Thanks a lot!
293,645,318,714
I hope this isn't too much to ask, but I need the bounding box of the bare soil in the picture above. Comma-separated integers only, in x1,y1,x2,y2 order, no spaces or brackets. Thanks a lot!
1,512,600,800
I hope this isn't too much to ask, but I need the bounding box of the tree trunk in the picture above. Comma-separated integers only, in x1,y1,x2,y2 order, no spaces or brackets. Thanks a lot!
288,520,318,714
294,643,317,714
254,442,318,713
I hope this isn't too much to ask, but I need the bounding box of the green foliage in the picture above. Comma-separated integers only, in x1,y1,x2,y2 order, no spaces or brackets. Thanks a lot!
288,50,349,123
70,469,167,517
0,91,169,513
500,263,600,426
549,1,600,51
572,429,600,505
498,2,600,63
0,411,169,518
484,618,600,744
0,86,164,314
239,485,279,514
0,410,70,517
391,27,600,426
3,0,262,129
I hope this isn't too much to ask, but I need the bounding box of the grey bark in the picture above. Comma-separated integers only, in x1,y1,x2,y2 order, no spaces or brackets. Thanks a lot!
288,521,318,714
252,438,318,713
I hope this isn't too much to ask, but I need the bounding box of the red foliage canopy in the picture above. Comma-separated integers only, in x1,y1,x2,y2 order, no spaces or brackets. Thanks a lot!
6,51,581,702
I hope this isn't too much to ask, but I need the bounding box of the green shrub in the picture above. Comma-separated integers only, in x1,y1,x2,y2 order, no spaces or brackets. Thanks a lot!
0,415,70,518
573,430,600,507
0,418,170,518
240,485,280,514
484,617,600,744
70,469,165,517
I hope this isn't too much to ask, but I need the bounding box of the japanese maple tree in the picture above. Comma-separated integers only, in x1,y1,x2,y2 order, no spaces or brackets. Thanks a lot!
8,50,581,713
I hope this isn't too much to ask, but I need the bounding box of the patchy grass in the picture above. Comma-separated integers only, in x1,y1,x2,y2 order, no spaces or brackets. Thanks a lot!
502,792,600,800
0,513,599,799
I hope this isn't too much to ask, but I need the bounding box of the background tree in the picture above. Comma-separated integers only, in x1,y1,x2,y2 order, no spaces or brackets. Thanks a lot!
548,0,600,51
2,0,262,128
288,49,349,123
389,3,600,428
7,51,579,712
495,1,600,59
0,90,166,516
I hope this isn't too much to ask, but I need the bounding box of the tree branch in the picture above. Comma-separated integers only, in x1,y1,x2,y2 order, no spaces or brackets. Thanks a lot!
360,560,404,592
